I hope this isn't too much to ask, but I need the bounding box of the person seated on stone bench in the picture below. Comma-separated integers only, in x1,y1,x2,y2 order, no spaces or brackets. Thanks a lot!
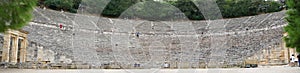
164,63,170,68
36,62,42,69
136,32,140,38
134,63,138,67
0,62,8,69
290,54,296,67
17,62,24,69
134,63,141,68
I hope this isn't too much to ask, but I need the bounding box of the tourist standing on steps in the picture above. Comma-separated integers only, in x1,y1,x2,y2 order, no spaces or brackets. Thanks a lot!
297,54,300,67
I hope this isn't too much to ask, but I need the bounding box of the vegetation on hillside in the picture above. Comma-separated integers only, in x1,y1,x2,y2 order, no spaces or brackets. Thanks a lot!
39,0,284,20
216,0,283,18
284,0,300,52
0,0,37,32
40,0,80,13
101,0,140,17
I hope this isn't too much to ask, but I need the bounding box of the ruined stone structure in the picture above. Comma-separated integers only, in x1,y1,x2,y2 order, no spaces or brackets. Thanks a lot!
0,30,28,64
0,8,295,69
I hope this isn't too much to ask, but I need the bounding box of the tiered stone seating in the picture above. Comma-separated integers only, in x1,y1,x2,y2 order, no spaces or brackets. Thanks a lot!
16,8,289,68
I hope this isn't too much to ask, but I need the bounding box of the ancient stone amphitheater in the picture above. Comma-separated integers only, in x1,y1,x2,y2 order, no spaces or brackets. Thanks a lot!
0,8,288,69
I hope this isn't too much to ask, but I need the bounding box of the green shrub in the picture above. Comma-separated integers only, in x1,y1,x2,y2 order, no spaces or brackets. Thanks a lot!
264,1,282,13
101,0,139,17
44,0,74,11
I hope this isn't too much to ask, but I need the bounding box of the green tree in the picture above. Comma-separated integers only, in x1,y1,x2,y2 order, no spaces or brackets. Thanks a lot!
44,0,74,11
102,0,140,17
0,0,37,32
284,0,300,52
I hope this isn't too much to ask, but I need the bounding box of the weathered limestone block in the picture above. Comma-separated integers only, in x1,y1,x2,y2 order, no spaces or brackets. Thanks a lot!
178,62,190,69
0,35,3,60
0,35,3,50
42,50,55,63
37,46,43,61
96,18,113,32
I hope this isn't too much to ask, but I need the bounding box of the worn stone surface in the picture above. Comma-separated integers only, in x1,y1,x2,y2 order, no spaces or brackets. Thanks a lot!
11,8,288,68
0,34,3,51
1,67,300,73
0,34,3,61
